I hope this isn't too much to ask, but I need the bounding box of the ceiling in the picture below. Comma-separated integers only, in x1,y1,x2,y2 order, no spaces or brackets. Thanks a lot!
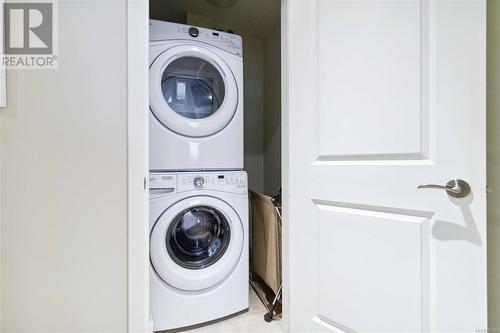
150,0,281,39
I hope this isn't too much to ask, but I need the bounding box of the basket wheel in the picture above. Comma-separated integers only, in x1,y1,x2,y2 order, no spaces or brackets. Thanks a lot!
264,312,273,322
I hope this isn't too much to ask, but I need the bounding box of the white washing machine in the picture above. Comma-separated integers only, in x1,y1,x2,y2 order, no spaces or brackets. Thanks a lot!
149,20,244,171
149,171,249,331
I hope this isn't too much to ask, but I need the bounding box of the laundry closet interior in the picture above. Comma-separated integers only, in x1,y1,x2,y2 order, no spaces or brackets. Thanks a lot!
148,0,283,331
150,0,281,195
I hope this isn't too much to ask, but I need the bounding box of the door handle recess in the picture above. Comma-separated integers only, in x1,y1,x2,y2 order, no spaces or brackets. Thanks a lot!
149,188,175,194
417,179,471,198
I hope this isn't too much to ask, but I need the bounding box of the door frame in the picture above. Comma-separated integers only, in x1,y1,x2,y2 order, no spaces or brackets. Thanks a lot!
127,0,150,332
126,1,292,332
281,0,291,331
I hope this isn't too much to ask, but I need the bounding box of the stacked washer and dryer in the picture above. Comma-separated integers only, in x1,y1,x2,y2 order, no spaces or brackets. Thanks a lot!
148,20,248,331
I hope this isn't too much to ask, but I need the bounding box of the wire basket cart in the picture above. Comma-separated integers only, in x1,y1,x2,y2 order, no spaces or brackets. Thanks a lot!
249,190,282,323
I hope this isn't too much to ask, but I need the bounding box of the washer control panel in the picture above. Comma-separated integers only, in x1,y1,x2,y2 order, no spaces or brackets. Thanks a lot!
149,171,247,195
179,172,247,194
149,20,243,57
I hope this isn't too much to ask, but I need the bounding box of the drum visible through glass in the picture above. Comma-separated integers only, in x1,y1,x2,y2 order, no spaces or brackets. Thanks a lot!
166,206,231,269
161,57,225,119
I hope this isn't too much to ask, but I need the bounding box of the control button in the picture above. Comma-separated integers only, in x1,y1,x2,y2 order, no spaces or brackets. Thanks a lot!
188,27,199,37
193,176,204,188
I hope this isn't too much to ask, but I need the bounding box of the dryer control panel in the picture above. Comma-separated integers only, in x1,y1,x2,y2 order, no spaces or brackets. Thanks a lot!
149,20,243,57
149,171,247,195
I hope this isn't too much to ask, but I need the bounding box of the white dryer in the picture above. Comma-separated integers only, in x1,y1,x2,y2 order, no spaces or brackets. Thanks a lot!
149,20,244,171
149,171,249,331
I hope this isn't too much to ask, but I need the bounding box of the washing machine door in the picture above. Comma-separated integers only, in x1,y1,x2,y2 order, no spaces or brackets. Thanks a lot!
149,44,238,138
150,196,244,291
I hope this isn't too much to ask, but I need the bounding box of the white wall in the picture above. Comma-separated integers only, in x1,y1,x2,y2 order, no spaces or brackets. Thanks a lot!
263,24,281,196
488,0,500,328
1,1,129,332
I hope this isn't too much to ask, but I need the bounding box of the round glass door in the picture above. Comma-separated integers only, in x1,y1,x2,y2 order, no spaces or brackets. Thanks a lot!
149,195,243,291
149,45,239,138
161,57,225,120
166,206,231,270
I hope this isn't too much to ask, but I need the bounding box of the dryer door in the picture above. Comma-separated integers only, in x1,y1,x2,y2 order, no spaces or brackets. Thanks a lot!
149,44,239,138
150,196,244,291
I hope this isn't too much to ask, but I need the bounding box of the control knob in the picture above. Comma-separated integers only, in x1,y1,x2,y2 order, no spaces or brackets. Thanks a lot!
188,27,199,37
193,176,204,188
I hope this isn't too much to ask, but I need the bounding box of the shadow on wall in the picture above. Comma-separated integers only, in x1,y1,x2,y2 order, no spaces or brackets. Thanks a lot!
263,24,281,196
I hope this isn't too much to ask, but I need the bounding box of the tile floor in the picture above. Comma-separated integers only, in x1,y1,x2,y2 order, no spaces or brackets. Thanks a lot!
186,288,283,332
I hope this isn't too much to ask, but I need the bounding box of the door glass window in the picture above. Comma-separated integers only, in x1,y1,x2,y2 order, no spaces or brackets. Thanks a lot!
161,57,225,119
166,206,231,270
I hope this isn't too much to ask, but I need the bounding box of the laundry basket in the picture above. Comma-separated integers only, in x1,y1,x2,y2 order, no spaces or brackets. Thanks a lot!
249,190,282,321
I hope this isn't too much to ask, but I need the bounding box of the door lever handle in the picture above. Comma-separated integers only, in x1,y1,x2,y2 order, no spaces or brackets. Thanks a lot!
417,179,471,198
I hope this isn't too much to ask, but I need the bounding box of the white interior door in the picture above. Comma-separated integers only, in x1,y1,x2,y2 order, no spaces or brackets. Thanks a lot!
283,0,487,332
